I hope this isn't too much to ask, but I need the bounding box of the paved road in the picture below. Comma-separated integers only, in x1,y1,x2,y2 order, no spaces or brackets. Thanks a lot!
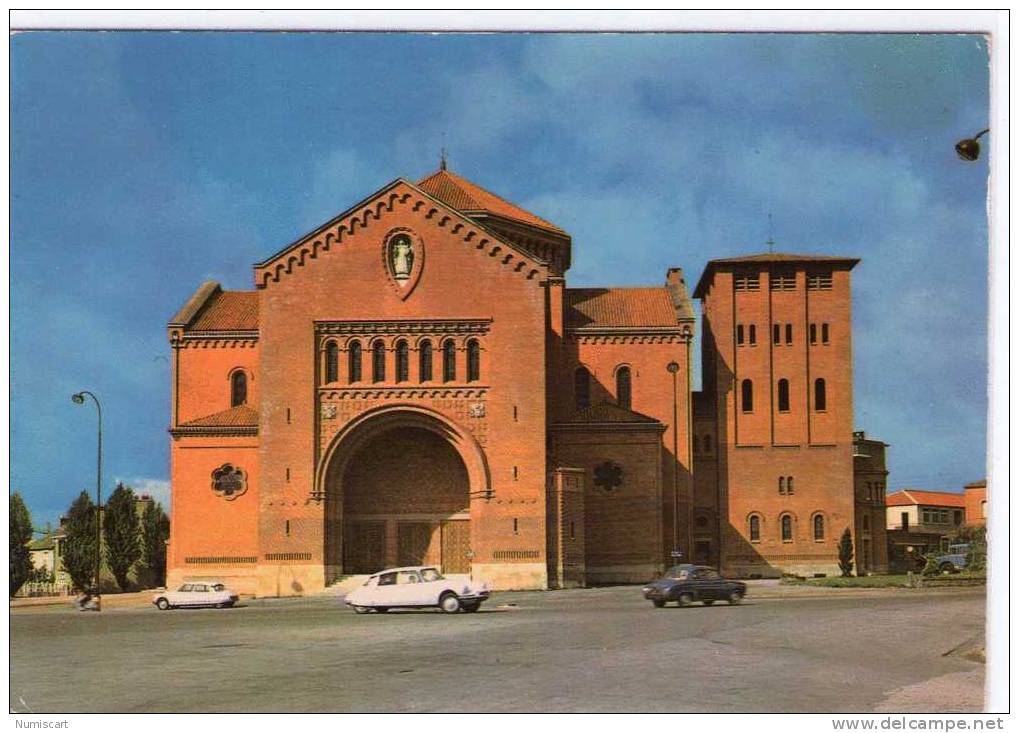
10,586,985,713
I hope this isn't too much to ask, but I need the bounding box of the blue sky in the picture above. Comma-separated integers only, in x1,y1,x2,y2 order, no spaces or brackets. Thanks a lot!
10,32,989,527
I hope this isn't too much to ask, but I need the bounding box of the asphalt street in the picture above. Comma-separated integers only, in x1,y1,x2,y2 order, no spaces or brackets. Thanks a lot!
9,586,985,713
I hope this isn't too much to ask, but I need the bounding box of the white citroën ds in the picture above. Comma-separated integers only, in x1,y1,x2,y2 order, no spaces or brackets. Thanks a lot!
344,566,490,614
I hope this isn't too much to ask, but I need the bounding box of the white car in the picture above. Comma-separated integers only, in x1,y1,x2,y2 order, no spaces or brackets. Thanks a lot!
153,582,239,610
345,566,490,614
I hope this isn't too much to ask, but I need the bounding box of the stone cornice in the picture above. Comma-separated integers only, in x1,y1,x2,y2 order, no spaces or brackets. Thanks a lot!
253,179,548,289
174,333,259,348
551,421,667,433
567,330,691,345
319,386,489,400
168,425,259,437
315,319,492,336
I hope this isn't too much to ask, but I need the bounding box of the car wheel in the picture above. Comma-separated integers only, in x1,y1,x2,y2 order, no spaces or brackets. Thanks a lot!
703,600,715,606
156,598,170,611
376,607,389,613
677,593,694,607
352,605,370,614
651,599,666,608
939,562,956,574
439,593,461,614
463,603,480,613
727,590,743,605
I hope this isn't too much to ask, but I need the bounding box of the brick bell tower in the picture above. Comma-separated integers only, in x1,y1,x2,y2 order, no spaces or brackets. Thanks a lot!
692,253,859,577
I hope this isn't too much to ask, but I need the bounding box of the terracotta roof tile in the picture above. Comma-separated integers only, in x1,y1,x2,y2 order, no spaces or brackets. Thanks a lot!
886,490,966,508
417,169,565,234
180,404,258,428
566,287,678,329
190,291,259,332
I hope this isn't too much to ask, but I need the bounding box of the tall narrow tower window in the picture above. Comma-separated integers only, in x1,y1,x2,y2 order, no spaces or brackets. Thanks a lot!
348,341,362,383
749,515,761,542
372,341,386,383
736,324,745,345
781,514,793,542
740,379,754,413
575,367,591,410
466,339,481,382
395,340,409,383
814,378,827,411
813,514,825,541
325,341,339,383
822,323,830,344
810,324,818,344
785,323,793,345
748,325,757,345
230,371,247,407
616,366,632,409
442,339,456,383
773,324,781,345
419,340,433,382
777,379,790,412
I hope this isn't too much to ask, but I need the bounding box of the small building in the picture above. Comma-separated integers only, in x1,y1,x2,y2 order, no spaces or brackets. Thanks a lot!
24,527,72,595
885,489,966,573
852,430,889,574
963,480,987,528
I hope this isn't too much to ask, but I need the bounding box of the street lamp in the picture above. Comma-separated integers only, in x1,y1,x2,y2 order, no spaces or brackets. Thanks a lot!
666,362,680,559
955,128,989,161
71,390,103,612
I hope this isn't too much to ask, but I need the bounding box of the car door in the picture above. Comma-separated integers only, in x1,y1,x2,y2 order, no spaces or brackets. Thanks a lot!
173,583,193,606
394,570,427,606
693,569,722,600
189,583,209,607
371,571,399,607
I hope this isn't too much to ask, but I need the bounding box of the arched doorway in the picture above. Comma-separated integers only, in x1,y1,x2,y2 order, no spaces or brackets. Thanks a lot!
320,406,489,583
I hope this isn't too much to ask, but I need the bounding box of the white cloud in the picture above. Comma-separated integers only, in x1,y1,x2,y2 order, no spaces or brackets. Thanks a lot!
127,478,171,511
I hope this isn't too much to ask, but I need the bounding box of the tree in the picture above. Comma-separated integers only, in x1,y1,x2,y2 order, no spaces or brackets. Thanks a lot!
838,527,854,577
141,500,170,587
10,492,33,595
104,483,141,591
62,491,98,592
957,525,987,573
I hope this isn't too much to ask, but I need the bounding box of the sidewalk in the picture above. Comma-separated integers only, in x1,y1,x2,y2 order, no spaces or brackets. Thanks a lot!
10,590,159,610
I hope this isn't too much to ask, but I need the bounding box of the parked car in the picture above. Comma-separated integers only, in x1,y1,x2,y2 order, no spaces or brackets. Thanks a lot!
345,566,490,614
153,582,239,610
934,543,971,573
642,564,747,608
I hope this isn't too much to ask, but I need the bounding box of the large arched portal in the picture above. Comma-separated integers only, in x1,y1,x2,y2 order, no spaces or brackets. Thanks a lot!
320,406,488,582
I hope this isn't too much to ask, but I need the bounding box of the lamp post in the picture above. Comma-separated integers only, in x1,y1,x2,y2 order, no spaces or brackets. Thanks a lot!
955,128,989,161
666,362,680,560
71,390,102,612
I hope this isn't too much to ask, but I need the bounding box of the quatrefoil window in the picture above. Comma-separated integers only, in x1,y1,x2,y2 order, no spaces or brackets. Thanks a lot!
212,464,247,501
593,461,624,493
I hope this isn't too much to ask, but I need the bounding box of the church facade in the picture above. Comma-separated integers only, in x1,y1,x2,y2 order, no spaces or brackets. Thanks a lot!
166,167,860,596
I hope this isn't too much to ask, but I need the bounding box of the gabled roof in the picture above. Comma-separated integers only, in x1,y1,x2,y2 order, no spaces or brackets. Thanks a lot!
417,168,566,235
28,530,65,551
169,283,259,333
554,403,664,432
190,291,259,331
180,404,258,428
253,175,551,289
886,490,966,508
693,251,860,298
566,287,681,329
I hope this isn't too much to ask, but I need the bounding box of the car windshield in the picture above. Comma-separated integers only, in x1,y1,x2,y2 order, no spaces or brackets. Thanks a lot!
420,568,443,582
663,566,690,580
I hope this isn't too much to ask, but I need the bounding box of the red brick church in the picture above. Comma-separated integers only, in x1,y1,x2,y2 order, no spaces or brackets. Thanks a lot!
166,166,862,595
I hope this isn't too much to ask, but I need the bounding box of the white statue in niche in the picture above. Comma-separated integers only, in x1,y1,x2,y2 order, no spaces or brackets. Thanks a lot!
391,235,414,281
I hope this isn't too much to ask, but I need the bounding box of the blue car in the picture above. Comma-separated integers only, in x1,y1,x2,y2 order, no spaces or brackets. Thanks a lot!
642,564,747,608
